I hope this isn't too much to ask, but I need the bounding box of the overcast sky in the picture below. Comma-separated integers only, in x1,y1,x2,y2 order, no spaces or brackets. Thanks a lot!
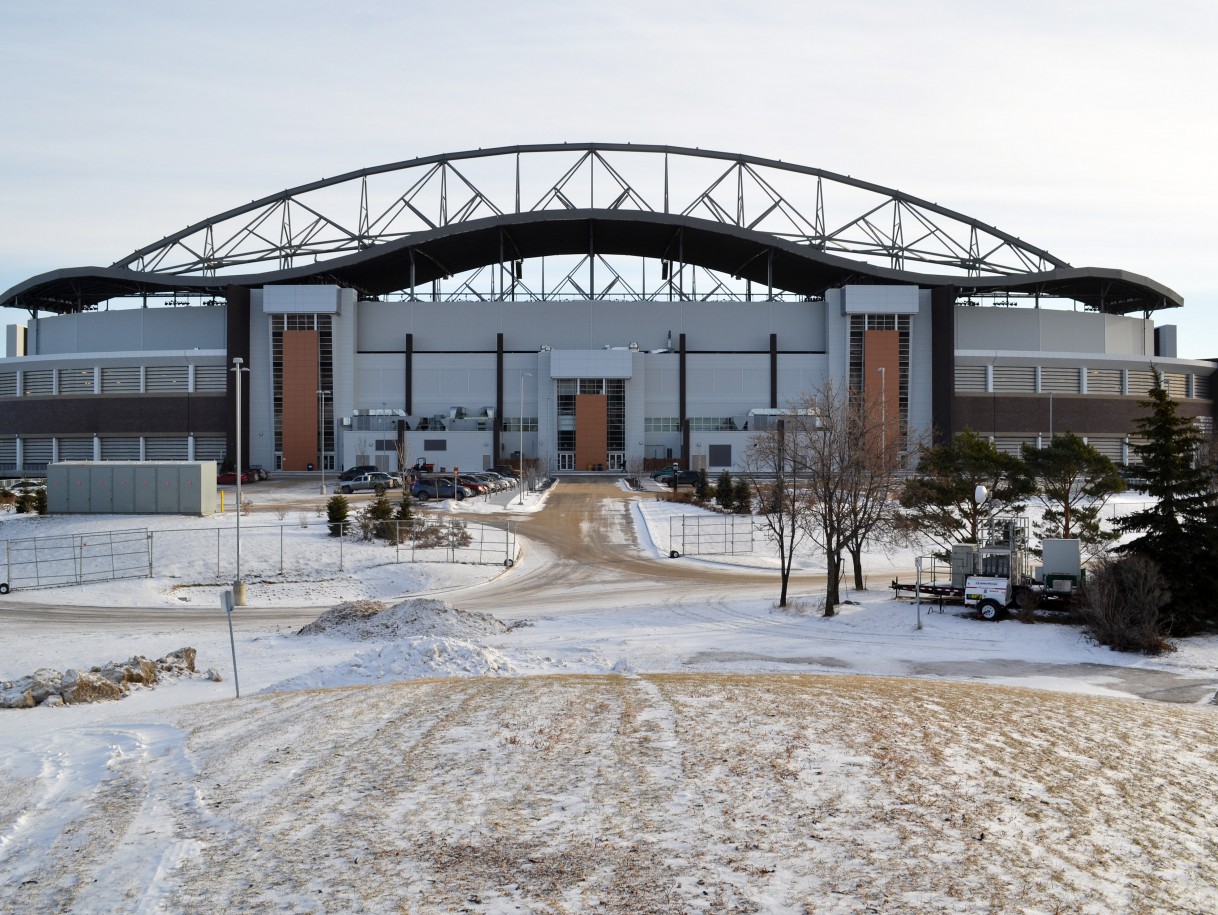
2,0,1215,358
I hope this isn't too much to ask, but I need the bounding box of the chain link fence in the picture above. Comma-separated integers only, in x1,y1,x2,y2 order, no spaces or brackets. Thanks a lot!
3,517,517,591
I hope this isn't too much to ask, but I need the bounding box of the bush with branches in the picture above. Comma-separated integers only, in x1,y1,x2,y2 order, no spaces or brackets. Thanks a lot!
1077,554,1174,655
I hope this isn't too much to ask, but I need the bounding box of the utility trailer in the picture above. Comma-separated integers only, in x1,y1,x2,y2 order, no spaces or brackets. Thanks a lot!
892,517,1082,621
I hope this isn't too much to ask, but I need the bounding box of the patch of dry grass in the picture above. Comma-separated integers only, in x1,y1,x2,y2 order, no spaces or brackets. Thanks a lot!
7,675,1217,914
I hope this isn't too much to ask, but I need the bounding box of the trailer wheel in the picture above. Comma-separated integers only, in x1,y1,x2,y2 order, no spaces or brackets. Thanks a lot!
978,599,1003,621
503,558,515,568
0,582,8,594
669,549,681,559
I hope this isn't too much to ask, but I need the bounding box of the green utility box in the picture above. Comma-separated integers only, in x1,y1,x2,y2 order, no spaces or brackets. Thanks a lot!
47,461,218,516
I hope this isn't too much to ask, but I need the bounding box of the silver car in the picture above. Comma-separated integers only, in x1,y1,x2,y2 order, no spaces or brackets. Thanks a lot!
338,472,400,495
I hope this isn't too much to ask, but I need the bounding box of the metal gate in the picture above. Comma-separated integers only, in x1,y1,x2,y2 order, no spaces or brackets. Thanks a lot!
4,529,152,589
668,514,754,558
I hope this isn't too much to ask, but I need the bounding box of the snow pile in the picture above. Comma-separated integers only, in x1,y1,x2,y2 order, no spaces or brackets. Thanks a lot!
297,597,509,640
263,636,516,692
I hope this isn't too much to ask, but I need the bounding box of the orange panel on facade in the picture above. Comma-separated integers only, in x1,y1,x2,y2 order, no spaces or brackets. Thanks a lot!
282,330,320,471
575,394,608,470
864,329,900,451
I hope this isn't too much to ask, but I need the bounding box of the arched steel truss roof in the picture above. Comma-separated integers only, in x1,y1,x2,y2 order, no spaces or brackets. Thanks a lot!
1,143,1182,314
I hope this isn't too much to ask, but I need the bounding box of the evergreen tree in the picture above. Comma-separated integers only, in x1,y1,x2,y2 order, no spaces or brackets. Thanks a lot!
898,429,1032,557
1117,377,1218,633
695,467,710,502
732,478,752,514
715,469,735,511
1021,433,1125,555
326,494,349,537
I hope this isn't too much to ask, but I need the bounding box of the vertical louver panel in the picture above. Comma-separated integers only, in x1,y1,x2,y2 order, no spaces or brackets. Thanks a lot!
56,437,95,460
955,366,986,392
1086,369,1121,395
194,365,228,392
101,366,141,393
58,368,95,394
100,437,141,461
992,367,1035,393
1040,368,1079,393
193,436,226,461
143,437,189,460
145,366,189,392
21,370,53,395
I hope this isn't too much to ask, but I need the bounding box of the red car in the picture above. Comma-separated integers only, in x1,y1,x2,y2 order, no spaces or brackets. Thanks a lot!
217,470,255,485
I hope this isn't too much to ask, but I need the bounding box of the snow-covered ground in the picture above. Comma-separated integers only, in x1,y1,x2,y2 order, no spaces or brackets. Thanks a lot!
2,478,1216,912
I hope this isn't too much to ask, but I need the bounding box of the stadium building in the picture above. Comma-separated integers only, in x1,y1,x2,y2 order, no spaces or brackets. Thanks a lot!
1,144,1212,477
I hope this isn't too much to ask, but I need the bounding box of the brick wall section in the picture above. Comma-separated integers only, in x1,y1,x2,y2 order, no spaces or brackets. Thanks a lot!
575,394,607,470
864,329,900,448
282,330,319,470
954,393,1212,437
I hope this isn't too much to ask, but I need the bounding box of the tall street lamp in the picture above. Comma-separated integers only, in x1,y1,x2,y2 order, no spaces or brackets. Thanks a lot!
231,357,250,606
317,388,331,494
519,372,532,505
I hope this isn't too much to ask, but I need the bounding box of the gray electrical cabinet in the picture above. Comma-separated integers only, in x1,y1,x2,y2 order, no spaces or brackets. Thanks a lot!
48,462,217,516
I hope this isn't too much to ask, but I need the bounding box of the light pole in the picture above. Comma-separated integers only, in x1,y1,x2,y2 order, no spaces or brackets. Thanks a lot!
518,372,532,504
231,357,250,606
317,389,331,494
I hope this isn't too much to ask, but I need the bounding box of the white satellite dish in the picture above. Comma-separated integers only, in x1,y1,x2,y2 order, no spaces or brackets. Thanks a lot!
974,484,989,506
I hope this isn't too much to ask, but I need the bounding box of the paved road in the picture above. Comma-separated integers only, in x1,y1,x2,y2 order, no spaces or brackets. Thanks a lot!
457,478,807,613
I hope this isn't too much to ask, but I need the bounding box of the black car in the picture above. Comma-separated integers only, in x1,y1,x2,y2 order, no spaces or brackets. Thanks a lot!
660,469,701,487
339,464,380,482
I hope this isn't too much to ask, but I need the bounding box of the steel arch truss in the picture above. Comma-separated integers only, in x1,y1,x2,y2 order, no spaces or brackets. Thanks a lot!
114,143,1068,281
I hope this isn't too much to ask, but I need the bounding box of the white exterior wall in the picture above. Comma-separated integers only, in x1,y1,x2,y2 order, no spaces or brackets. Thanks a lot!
956,306,1154,356
26,306,226,356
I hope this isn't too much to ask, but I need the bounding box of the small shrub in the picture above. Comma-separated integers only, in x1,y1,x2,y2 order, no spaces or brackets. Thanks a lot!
276,508,288,521
297,511,309,528
326,494,349,538
1076,554,1174,655
661,490,698,505
240,498,253,516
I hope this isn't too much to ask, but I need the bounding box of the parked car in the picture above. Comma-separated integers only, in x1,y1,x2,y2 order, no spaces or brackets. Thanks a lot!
456,475,490,495
410,478,469,501
653,467,699,486
8,480,45,493
338,464,380,482
217,470,255,485
247,464,270,481
338,472,400,494
477,472,511,491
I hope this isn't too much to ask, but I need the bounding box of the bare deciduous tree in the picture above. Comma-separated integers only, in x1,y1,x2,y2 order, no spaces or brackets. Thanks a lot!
740,412,812,608
743,381,908,614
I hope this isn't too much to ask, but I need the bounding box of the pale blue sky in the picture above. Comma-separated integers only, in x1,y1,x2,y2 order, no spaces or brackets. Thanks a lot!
2,0,1215,357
